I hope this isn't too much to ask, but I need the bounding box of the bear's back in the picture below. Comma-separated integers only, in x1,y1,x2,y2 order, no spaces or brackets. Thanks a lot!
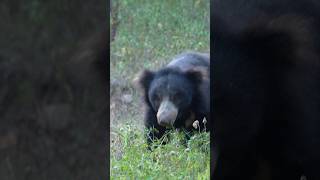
167,52,210,72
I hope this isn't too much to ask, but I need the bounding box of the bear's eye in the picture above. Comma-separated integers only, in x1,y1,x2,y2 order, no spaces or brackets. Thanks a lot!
176,92,183,98
172,92,182,101
153,93,161,102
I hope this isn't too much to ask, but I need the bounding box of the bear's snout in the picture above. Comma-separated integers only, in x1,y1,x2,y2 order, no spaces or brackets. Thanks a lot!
156,99,178,128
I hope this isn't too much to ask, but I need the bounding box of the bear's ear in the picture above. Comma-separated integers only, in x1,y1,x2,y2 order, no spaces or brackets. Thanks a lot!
185,69,204,84
133,69,155,90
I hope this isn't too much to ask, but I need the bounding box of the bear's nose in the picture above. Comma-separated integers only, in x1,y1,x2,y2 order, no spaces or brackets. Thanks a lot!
158,113,174,128
159,120,171,127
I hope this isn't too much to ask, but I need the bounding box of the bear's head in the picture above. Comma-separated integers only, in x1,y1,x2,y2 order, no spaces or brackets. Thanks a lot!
135,67,204,128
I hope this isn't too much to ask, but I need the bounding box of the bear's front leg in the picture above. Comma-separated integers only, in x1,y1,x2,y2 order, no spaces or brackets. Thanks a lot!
144,107,166,150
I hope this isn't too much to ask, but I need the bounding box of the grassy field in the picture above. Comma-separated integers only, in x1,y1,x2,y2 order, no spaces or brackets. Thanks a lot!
110,0,210,179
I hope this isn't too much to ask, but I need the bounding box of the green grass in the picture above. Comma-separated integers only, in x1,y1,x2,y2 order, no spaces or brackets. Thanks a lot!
111,124,210,179
111,0,209,81
110,0,210,179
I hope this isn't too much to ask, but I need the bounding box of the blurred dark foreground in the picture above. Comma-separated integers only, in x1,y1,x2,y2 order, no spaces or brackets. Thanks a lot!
0,1,108,179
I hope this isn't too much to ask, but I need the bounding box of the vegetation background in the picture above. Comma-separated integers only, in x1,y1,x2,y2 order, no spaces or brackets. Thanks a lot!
110,0,210,179
0,1,107,179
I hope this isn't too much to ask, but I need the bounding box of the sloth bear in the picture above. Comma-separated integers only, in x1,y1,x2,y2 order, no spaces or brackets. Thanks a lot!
136,52,210,146
212,0,320,179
